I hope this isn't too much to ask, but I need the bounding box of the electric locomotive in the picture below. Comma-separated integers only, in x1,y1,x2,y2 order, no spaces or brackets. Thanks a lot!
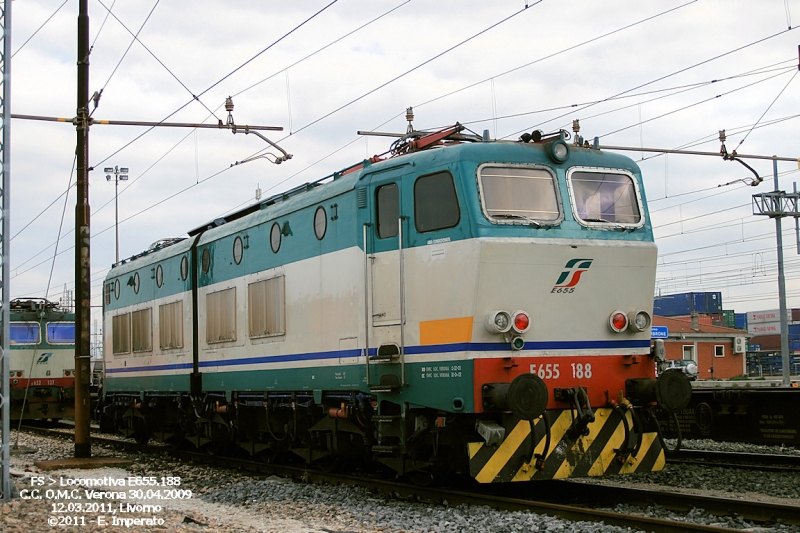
101,124,691,482
8,298,76,420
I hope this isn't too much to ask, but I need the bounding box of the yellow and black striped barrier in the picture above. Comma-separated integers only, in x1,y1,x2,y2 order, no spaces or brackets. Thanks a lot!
468,407,665,483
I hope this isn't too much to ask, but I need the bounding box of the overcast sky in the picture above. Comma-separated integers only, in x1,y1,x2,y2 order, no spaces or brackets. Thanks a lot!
8,0,800,324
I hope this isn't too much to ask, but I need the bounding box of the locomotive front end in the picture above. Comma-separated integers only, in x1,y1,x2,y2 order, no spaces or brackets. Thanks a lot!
463,142,690,482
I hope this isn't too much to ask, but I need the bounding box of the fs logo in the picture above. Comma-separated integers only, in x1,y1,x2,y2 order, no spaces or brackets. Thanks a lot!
552,259,593,293
36,353,53,364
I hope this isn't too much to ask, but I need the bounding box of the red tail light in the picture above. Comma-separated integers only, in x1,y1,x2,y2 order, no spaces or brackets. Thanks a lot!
609,311,628,332
512,311,530,333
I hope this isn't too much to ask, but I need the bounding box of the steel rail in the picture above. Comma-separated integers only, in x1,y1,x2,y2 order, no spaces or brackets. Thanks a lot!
668,448,800,471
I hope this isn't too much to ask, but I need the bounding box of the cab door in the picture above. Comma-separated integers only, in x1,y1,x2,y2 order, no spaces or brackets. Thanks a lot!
363,168,409,391
371,181,402,327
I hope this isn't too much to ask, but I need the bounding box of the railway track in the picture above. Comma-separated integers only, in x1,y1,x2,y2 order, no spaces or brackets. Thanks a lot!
17,425,800,533
668,448,800,473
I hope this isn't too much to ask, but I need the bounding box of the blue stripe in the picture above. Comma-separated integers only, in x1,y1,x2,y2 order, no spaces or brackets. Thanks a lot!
106,362,192,374
104,339,650,375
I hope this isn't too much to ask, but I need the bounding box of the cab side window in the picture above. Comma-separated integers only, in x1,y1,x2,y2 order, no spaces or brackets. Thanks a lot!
376,184,399,238
414,171,460,233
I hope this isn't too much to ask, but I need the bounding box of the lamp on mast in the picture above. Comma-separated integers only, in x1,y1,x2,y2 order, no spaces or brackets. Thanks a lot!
104,165,129,263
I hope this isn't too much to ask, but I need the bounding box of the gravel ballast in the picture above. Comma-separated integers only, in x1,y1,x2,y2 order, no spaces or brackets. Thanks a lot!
3,432,800,533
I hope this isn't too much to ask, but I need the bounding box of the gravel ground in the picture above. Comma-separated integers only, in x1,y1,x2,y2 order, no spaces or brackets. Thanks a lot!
3,432,800,533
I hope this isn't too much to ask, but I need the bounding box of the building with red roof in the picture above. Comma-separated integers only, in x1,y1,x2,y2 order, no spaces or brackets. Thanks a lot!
652,315,749,380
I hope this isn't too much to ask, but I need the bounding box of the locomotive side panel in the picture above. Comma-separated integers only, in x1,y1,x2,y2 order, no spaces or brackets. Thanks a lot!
104,241,195,393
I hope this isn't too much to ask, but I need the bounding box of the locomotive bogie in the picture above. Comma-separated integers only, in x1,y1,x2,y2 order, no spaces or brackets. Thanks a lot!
101,138,687,482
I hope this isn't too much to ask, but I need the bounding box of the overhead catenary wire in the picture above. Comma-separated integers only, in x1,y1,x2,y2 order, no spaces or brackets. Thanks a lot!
457,65,796,131
93,0,339,169
505,26,800,140
12,1,408,273
11,0,70,58
90,1,162,110
731,70,799,152
252,0,541,156
400,1,699,123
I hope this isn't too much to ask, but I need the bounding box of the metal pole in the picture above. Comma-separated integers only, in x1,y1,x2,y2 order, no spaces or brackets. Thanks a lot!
795,182,799,254
73,0,91,458
398,217,405,386
1,0,12,502
363,224,371,387
774,158,790,386
114,174,119,263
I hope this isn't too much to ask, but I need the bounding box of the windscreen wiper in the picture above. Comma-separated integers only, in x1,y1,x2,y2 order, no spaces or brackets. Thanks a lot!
492,213,541,227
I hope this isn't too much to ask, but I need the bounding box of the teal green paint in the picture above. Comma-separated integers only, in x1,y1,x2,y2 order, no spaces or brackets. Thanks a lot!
105,374,191,393
106,143,652,304
200,359,475,413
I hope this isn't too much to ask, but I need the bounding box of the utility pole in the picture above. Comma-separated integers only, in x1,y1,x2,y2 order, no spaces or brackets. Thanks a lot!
751,160,800,386
74,0,91,458
1,0,12,501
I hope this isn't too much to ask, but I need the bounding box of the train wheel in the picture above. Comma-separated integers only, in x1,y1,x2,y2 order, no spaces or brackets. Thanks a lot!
407,469,436,487
99,414,116,434
314,455,340,473
134,432,150,446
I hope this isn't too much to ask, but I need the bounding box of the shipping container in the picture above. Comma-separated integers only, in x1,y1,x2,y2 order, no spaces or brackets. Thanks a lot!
734,313,748,330
748,322,782,335
654,292,724,316
748,334,782,350
706,292,723,313
721,310,735,329
654,293,693,316
692,292,707,314
748,309,792,324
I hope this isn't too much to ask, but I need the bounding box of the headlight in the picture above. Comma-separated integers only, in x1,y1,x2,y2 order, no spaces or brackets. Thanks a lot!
627,310,652,332
485,310,512,334
547,139,570,163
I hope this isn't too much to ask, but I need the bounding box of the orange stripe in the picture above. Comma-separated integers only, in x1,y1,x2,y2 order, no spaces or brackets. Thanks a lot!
419,317,473,345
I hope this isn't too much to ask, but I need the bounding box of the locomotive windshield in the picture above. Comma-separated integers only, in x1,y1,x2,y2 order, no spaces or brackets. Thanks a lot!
478,165,561,224
569,170,641,226
10,322,40,344
47,322,76,344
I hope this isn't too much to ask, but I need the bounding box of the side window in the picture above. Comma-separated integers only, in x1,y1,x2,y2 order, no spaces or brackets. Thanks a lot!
248,276,285,338
112,313,131,355
207,287,236,343
131,308,153,353
376,184,399,238
682,345,695,360
569,169,642,226
159,301,184,349
414,172,460,233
